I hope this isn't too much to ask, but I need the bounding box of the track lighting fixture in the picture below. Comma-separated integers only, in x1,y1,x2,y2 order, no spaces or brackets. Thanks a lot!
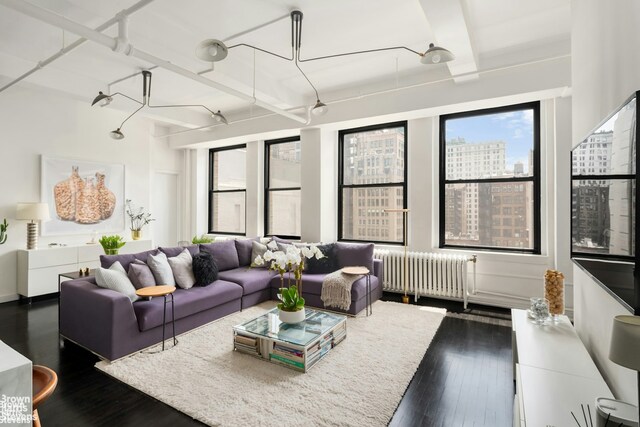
91,70,227,139
196,10,454,119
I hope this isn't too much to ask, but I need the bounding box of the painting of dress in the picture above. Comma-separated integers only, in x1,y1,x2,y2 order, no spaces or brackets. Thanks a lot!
41,156,125,235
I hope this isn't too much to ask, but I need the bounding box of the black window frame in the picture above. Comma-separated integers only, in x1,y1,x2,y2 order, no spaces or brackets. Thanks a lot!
338,121,408,245
208,144,247,236
439,101,541,254
264,136,302,240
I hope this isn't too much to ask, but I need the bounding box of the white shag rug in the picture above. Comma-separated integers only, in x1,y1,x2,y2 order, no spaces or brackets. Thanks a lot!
96,301,445,427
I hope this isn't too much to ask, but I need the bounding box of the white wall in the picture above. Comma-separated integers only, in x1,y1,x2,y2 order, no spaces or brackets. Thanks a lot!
0,86,182,302
571,0,640,405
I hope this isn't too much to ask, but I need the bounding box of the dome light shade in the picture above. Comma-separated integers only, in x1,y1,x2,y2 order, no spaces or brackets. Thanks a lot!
421,43,455,64
312,99,328,116
212,110,228,124
109,128,124,140
92,91,112,107
196,39,229,62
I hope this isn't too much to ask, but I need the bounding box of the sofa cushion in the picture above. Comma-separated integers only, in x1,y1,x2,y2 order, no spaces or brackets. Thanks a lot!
270,273,379,302
160,245,199,258
132,280,242,331
192,252,218,286
100,248,159,271
95,261,139,302
250,240,270,267
218,267,278,295
127,260,156,289
167,249,196,290
200,240,240,271
335,242,374,272
147,252,176,286
304,243,338,274
234,239,255,266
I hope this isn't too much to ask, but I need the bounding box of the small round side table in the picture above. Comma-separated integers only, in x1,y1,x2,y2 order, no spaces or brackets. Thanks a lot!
136,285,177,351
342,266,372,316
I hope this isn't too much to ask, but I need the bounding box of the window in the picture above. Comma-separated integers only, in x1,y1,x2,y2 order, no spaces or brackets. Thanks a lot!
339,121,407,244
209,145,246,235
440,102,540,253
265,137,301,239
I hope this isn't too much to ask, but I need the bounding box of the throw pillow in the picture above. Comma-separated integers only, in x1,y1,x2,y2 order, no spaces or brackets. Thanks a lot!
234,238,255,266
336,242,374,272
127,260,156,289
95,261,139,302
250,240,270,268
305,243,338,274
167,249,196,289
147,252,176,286
199,240,240,271
192,252,218,286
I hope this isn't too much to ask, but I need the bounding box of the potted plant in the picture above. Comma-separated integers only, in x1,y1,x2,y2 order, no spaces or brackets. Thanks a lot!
0,218,7,244
99,235,126,255
253,241,324,324
192,234,214,244
125,199,154,240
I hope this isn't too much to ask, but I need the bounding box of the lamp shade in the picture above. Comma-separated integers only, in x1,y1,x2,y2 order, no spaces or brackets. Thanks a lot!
16,203,50,221
609,315,640,370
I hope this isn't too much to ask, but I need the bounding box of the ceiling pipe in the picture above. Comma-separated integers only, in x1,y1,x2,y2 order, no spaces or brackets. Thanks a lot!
0,0,155,94
0,0,307,124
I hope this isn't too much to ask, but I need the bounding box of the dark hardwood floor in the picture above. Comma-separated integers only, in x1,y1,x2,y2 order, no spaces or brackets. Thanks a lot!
0,293,513,427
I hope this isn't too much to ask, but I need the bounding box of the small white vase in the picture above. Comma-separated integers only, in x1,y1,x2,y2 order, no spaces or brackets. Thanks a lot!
278,307,306,324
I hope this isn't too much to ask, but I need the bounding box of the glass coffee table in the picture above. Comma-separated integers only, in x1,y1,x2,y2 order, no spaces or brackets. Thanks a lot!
233,307,347,372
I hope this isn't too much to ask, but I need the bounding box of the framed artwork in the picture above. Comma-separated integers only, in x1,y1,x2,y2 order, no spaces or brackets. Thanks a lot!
40,156,125,236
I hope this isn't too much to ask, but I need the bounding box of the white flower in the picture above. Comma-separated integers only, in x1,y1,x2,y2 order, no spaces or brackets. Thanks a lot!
263,250,274,261
253,255,264,266
267,240,278,250
312,245,325,259
301,246,314,259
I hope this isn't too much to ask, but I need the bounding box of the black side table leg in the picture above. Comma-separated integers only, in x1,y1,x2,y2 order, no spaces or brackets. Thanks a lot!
162,294,167,351
171,293,177,346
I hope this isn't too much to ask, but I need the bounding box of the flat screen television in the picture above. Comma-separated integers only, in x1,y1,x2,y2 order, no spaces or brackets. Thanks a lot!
571,92,637,260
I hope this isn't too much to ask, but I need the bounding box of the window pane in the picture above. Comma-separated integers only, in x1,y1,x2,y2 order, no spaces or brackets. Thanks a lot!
269,140,301,188
213,148,246,190
572,97,636,175
342,126,405,185
444,108,535,180
572,179,635,256
210,192,245,233
444,182,534,249
267,190,301,236
342,187,404,243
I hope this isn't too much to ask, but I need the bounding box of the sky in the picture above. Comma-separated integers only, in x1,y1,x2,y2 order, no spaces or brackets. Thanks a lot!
446,109,534,172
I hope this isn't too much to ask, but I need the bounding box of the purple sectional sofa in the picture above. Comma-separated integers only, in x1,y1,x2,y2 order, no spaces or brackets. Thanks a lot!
59,240,382,360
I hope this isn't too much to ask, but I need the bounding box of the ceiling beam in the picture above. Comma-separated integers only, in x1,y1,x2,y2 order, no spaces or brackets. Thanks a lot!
418,0,479,82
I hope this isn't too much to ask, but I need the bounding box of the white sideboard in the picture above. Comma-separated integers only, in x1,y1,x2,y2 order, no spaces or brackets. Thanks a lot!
512,308,613,427
17,240,153,298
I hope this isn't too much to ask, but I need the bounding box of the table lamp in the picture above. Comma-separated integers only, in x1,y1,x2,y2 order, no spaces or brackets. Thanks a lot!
609,314,640,424
16,203,50,250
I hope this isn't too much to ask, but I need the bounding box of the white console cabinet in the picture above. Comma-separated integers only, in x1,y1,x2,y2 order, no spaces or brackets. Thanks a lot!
17,240,153,298
512,309,613,427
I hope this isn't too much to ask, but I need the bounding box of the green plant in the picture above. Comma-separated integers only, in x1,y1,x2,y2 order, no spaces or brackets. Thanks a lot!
0,218,7,244
99,235,126,255
277,285,305,312
192,234,214,244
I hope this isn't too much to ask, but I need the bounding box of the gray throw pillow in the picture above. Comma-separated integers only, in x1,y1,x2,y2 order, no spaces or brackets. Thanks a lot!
127,260,156,290
95,261,139,302
250,240,269,268
168,248,196,289
147,252,176,286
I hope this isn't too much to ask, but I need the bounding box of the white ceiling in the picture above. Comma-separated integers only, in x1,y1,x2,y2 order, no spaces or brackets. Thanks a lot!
0,0,571,130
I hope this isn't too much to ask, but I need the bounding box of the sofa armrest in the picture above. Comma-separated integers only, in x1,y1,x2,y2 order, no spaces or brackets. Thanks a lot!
373,259,383,280
60,278,137,359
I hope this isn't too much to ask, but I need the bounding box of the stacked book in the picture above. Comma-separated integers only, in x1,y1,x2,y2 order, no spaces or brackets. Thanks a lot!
270,343,305,370
234,334,258,356
306,323,347,368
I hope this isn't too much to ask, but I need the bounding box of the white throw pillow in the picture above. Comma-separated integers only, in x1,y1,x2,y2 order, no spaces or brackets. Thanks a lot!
168,249,196,289
95,261,139,302
148,252,176,286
